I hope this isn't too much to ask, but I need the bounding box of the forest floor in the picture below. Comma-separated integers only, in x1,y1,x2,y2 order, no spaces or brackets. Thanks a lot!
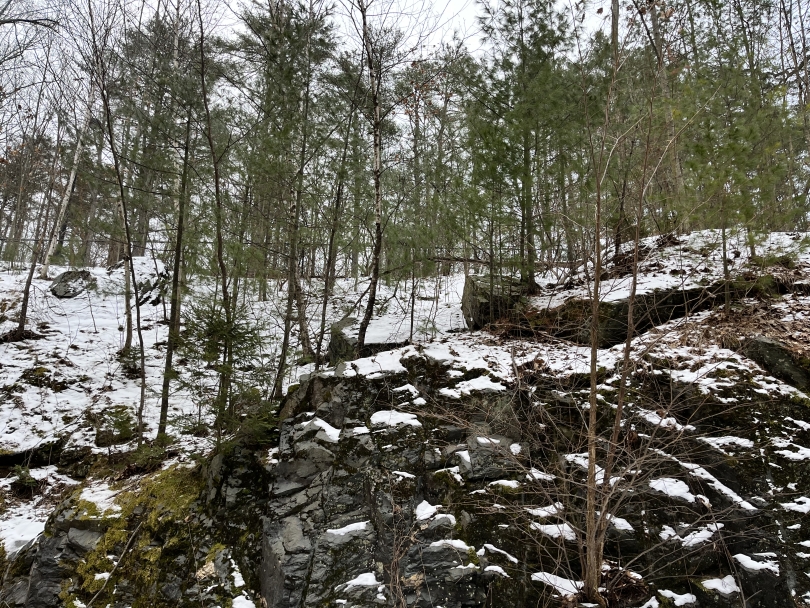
1,229,809,565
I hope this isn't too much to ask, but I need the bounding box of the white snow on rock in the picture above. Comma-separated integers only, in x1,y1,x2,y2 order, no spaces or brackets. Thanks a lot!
430,539,474,551
0,509,48,557
304,418,341,442
699,436,754,453
326,521,370,536
454,376,506,394
433,513,457,526
484,565,509,577
476,436,500,445
232,595,256,608
702,575,740,596
369,410,421,428
733,553,780,575
781,497,810,513
392,383,418,397
488,479,520,489
771,438,810,461
415,500,439,521
531,571,583,597
340,572,379,588
681,523,724,547
530,522,577,541
527,468,555,481
605,513,634,532
346,350,410,378
79,484,122,514
526,503,563,518
392,470,415,479
509,443,521,455
480,543,518,563
649,478,695,503
659,590,697,606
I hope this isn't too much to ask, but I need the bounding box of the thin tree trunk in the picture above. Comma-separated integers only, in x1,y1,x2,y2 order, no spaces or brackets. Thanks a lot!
356,0,384,354
41,86,94,279
158,111,191,438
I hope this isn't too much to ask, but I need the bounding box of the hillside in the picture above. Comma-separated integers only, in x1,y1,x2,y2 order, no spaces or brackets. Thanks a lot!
1,230,809,607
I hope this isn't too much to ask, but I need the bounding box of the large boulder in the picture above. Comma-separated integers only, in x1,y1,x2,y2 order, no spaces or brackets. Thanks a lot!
49,270,96,299
461,275,528,329
327,316,408,365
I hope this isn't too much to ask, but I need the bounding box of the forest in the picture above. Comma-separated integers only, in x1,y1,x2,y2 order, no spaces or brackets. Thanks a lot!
3,0,808,383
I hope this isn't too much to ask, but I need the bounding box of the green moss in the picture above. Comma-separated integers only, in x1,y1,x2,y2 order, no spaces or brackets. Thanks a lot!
71,465,204,607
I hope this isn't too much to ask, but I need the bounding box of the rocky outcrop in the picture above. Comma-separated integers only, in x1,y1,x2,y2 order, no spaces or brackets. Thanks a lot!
3,350,810,608
464,271,808,347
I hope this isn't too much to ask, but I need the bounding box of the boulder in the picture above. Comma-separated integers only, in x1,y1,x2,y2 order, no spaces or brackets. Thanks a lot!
327,316,408,364
49,270,96,298
743,335,810,390
461,275,528,329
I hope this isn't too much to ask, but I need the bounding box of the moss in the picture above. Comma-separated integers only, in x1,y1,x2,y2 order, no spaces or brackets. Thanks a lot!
71,465,204,607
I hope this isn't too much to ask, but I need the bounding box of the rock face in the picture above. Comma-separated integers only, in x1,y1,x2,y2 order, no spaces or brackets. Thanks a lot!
2,496,111,607
3,349,810,608
49,270,96,299
743,335,810,390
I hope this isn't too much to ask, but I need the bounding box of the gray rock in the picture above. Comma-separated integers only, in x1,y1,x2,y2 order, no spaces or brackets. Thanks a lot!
49,269,96,298
743,334,810,390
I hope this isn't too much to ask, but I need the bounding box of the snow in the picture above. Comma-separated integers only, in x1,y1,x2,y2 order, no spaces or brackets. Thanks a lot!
231,560,245,587
527,468,555,482
781,497,810,513
392,470,415,479
658,590,697,606
525,503,563,518
649,478,695,503
484,565,509,577
392,383,418,397
0,509,48,557
530,521,577,541
415,500,439,521
681,523,724,547
326,521,369,536
369,410,421,428
341,572,379,588
531,571,583,597
488,479,520,489
454,376,505,394
702,575,740,596
509,443,521,455
304,418,341,442
700,436,754,453
481,543,519,563
79,484,122,514
476,436,500,445
604,514,634,532
430,539,473,551
771,438,810,461
232,595,256,608
433,513,457,525
733,553,780,575
456,450,471,464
